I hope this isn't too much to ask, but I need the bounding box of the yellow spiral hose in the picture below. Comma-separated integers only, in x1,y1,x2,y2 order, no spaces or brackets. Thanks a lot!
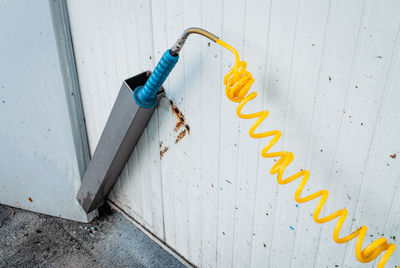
216,38,396,267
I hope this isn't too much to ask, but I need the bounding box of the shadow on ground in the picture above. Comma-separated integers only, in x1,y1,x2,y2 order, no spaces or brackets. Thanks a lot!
0,204,184,268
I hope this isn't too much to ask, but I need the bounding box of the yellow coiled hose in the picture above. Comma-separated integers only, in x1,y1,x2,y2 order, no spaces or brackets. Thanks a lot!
216,38,396,267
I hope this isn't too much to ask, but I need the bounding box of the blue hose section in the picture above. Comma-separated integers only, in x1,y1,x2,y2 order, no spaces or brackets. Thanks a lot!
133,49,179,108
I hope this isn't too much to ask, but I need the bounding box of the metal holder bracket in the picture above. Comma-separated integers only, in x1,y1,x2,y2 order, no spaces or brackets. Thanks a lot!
76,71,163,213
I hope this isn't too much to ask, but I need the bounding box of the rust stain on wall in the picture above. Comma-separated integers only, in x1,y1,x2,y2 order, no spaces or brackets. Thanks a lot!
175,129,186,144
170,100,190,134
169,100,190,143
159,141,169,159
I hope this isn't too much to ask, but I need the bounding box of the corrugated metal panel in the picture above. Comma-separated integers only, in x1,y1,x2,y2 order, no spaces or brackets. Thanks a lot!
67,0,400,266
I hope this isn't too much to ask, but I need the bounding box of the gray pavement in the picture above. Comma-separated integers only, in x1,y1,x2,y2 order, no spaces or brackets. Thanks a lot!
0,204,185,268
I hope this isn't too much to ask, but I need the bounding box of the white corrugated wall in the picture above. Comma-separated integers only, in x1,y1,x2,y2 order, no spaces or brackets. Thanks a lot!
67,0,400,266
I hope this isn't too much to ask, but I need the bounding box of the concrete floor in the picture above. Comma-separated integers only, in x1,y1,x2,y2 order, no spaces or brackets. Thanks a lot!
0,204,185,267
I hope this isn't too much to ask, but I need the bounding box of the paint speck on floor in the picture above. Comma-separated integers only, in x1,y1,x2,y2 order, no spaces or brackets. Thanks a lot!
290,226,295,230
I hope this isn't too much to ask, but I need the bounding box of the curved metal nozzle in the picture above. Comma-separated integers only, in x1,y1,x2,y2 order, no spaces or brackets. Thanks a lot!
170,27,219,56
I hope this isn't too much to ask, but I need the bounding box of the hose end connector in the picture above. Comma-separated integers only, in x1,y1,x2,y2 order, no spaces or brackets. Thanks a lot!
170,27,219,55
133,49,179,108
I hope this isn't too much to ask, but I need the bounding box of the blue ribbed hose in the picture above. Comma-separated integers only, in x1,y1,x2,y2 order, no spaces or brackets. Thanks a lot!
133,49,179,108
